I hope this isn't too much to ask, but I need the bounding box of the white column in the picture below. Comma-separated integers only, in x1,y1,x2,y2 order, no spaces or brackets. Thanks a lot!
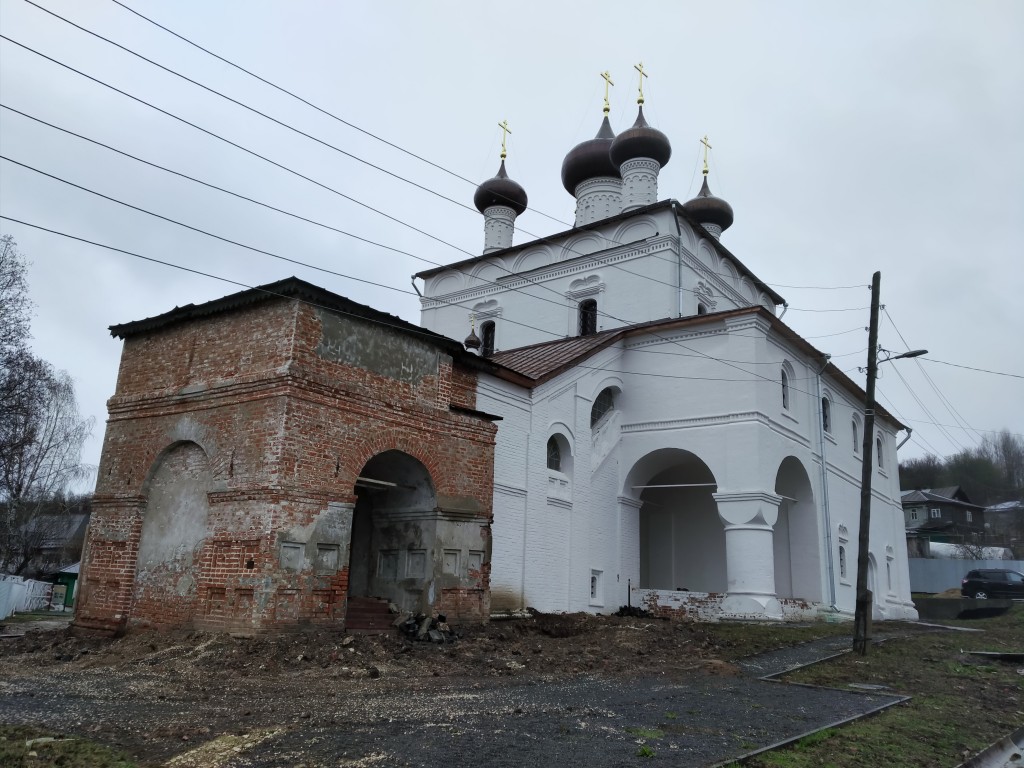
714,491,784,619
482,205,516,253
619,158,661,212
617,495,643,607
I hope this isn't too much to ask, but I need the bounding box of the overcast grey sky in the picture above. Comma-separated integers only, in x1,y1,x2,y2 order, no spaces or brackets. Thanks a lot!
1,0,1022,484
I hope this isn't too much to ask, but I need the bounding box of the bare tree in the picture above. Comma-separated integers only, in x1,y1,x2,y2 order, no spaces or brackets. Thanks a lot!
0,366,93,574
0,234,94,574
0,234,31,359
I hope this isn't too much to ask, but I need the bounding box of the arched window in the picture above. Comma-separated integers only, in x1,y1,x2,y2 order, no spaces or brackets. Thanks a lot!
852,416,860,453
578,299,598,336
839,545,847,579
696,303,707,315
821,397,831,433
591,388,616,428
781,368,790,410
480,321,495,357
546,436,561,471
876,435,884,469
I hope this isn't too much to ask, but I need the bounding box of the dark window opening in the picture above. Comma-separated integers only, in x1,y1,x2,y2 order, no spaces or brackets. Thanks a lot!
591,388,616,428
822,397,831,432
697,303,707,315
781,369,790,409
579,299,598,336
546,436,561,471
480,321,495,357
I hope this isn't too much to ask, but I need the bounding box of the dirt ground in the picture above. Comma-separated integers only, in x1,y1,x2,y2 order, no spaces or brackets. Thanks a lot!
0,611,913,767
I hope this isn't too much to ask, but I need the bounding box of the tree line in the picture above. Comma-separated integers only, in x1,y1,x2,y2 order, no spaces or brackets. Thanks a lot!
899,430,1024,508
1,234,93,576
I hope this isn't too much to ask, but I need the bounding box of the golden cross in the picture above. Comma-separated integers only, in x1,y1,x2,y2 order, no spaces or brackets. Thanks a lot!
498,120,511,160
700,135,712,175
634,62,648,105
600,71,614,115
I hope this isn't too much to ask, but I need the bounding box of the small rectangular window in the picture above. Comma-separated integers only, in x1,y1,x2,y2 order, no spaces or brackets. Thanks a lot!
280,541,303,571
590,569,603,605
443,549,460,575
965,510,973,523
407,549,426,579
839,546,847,579
378,550,398,580
930,508,941,519
315,544,339,573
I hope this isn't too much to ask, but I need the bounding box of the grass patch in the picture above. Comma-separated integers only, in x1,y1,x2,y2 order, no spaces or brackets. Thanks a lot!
743,605,1024,767
0,725,137,767
636,744,656,758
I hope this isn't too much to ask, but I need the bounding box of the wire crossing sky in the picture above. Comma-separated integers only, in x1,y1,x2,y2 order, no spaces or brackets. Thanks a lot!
0,0,1021,475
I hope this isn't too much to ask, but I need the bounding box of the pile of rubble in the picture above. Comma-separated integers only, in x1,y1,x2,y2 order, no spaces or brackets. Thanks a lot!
395,613,459,644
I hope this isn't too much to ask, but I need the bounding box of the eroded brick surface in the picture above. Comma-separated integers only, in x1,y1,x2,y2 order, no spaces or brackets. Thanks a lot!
77,291,496,634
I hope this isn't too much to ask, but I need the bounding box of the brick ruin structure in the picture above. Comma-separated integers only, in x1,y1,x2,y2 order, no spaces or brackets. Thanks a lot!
74,278,520,634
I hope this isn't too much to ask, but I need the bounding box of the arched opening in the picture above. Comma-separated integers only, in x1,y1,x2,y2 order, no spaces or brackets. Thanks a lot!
696,303,708,315
480,320,495,357
134,441,211,626
774,456,821,601
349,450,436,615
876,435,884,469
578,299,598,336
625,448,724,593
590,387,616,428
781,367,791,410
546,436,562,471
821,397,831,433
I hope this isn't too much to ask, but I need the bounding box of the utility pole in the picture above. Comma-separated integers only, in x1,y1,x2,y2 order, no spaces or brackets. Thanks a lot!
853,271,881,656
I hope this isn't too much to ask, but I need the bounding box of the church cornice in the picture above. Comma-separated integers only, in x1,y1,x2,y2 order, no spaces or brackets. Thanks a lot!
419,234,676,308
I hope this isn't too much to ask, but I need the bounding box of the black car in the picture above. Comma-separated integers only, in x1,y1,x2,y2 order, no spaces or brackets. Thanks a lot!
961,569,1024,599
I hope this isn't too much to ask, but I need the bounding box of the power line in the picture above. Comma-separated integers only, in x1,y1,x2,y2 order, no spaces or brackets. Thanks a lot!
107,0,573,228
923,359,1024,381
884,307,983,445
38,2,866,300
0,31,884,398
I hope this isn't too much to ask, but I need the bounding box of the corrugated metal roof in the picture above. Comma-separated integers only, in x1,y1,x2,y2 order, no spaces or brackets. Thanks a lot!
490,327,623,380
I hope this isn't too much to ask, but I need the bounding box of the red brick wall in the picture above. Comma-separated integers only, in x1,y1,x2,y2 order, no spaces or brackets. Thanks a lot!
76,295,496,635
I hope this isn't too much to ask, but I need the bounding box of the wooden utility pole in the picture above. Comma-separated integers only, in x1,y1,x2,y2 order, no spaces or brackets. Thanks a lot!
853,271,881,655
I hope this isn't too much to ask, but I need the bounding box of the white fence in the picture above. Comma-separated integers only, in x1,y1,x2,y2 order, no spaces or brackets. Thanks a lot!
909,558,1024,594
0,575,54,619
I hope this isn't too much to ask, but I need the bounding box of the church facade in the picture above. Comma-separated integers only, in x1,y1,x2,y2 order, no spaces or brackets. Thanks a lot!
416,93,917,621
75,79,918,633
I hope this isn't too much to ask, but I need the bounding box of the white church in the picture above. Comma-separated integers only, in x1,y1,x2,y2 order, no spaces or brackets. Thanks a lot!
415,78,917,622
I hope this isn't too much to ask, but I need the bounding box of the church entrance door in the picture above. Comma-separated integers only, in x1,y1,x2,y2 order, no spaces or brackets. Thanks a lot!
347,451,437,625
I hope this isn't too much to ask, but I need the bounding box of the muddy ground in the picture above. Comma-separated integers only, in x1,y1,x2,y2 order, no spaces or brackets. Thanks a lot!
0,612,912,766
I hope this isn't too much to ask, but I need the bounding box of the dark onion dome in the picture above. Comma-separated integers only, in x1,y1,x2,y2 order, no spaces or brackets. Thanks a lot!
682,176,734,231
473,160,528,216
609,106,672,168
464,327,482,351
560,116,620,194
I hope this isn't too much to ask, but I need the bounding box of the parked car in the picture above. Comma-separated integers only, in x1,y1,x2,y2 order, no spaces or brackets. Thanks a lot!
960,569,1024,599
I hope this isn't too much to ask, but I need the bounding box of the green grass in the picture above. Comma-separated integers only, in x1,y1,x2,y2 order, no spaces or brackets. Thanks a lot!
636,744,656,758
0,725,137,768
741,605,1024,767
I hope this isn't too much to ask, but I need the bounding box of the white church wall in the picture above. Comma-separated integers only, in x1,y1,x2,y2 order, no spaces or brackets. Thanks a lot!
419,210,770,351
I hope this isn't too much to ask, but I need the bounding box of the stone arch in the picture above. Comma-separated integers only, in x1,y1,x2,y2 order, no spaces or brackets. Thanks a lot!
133,440,212,627
697,241,716,269
612,217,658,245
348,450,438,615
773,456,821,601
623,448,724,593
347,429,451,501
560,234,604,262
512,247,551,273
470,259,506,286
427,271,464,296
